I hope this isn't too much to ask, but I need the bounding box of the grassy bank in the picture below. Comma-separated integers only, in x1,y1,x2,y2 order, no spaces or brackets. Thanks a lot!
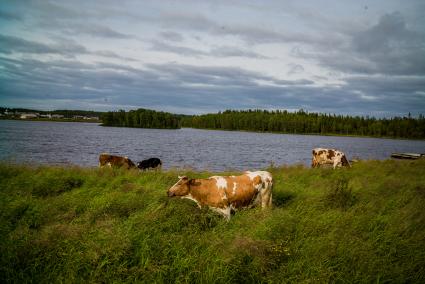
1,160,424,283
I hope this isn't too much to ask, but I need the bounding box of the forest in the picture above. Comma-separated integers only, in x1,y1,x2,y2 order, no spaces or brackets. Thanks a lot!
180,109,425,139
101,108,425,139
101,108,181,129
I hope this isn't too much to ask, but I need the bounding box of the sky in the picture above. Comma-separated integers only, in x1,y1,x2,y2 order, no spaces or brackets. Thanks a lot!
0,0,424,117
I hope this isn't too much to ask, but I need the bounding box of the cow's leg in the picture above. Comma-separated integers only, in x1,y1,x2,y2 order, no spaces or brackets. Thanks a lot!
211,207,231,220
261,187,273,208
333,159,342,169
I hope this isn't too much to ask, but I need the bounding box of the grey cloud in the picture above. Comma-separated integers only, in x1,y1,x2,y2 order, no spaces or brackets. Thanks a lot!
159,12,216,32
24,2,135,39
300,12,425,76
287,64,304,75
0,57,319,113
94,50,136,61
150,40,207,57
1,56,422,116
0,10,22,21
145,63,313,87
213,24,341,46
28,1,90,20
352,12,417,54
0,33,135,61
209,46,268,59
0,34,60,54
159,12,343,46
345,75,425,95
151,40,268,59
159,31,184,42
64,24,135,39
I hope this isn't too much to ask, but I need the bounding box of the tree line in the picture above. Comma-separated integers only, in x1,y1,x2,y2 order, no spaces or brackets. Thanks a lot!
101,108,181,129
180,109,425,139
101,108,425,139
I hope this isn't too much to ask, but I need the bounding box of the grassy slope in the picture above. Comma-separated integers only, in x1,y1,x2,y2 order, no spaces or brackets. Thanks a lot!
0,160,424,283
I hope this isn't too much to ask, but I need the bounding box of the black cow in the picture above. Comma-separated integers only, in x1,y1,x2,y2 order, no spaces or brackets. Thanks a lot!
137,158,162,170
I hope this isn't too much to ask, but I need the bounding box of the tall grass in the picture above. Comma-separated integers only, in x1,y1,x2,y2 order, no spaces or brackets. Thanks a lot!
1,160,424,283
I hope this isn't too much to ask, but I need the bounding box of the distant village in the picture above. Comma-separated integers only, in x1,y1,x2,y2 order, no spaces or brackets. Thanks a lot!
0,108,101,121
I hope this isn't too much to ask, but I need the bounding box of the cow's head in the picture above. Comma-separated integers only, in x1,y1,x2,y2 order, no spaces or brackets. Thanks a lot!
167,176,191,197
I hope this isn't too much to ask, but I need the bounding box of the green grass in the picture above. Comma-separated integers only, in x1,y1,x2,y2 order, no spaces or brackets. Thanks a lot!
1,160,424,283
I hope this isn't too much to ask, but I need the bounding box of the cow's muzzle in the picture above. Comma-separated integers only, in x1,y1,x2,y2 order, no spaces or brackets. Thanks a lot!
167,191,175,197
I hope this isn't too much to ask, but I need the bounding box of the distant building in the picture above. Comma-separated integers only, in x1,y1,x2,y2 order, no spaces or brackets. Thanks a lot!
20,113,39,119
73,115,84,119
84,116,99,120
39,114,52,118
51,114,64,119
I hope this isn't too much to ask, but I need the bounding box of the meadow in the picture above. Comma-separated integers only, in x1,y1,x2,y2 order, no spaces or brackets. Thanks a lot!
0,159,424,283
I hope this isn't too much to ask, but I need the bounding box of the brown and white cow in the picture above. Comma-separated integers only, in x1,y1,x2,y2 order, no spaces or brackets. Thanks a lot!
167,171,273,220
312,148,351,169
99,153,136,169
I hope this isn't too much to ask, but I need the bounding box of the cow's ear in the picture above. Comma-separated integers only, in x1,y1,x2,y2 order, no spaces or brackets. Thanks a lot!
189,179,200,186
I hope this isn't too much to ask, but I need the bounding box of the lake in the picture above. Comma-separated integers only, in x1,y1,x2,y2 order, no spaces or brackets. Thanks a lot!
1,120,424,171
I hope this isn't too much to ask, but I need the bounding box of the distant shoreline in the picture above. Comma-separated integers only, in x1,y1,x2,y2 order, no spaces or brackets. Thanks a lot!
2,118,424,141
0,118,101,123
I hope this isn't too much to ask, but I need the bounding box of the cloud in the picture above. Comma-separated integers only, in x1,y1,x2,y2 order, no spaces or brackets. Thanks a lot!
209,46,268,59
0,56,314,111
0,33,136,61
67,24,135,39
1,1,424,117
157,11,345,47
0,9,22,21
159,31,184,42
1,54,423,117
150,40,268,59
35,19,135,39
287,64,304,75
0,34,61,54
297,12,425,76
351,12,425,76
150,40,207,57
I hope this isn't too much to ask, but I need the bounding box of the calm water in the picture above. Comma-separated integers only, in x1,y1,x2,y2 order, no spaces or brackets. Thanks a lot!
1,120,424,171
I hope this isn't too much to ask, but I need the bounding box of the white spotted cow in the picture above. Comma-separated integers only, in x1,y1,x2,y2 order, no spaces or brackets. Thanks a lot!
167,171,273,220
312,148,351,169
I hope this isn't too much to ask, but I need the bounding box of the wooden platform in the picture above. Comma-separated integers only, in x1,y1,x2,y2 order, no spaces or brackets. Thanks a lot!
391,153,425,160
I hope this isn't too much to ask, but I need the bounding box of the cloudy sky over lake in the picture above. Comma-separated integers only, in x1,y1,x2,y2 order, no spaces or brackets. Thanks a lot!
0,0,424,117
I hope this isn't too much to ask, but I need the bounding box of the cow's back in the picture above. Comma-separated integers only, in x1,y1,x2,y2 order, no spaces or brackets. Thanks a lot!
190,178,225,208
224,175,259,208
99,153,135,169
